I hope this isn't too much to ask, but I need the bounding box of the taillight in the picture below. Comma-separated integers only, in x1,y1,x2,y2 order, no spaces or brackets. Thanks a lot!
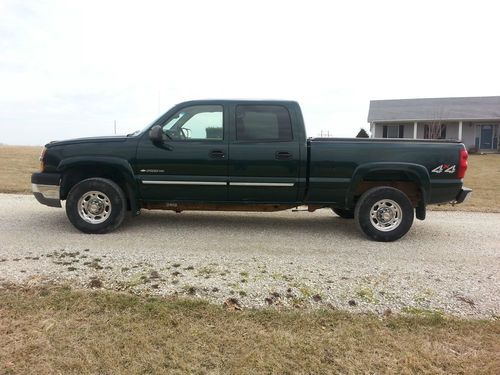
457,148,468,179
39,147,47,172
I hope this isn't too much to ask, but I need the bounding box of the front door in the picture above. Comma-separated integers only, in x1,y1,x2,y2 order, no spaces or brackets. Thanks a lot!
136,104,228,202
228,104,300,203
480,125,493,150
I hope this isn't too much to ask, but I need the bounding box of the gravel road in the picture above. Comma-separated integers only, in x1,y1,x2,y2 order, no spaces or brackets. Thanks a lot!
1,193,498,318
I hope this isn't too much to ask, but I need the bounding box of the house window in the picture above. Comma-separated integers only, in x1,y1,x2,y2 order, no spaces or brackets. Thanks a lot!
424,123,447,139
382,125,404,138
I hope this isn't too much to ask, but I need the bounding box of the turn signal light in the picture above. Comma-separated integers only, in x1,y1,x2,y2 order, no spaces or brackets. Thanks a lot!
39,147,47,172
457,148,468,179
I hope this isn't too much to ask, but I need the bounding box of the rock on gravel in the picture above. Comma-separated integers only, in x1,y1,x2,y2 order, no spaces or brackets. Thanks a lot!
0,193,499,318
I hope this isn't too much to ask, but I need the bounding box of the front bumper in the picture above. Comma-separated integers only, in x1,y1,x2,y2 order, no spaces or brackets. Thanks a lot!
31,172,61,208
454,187,472,204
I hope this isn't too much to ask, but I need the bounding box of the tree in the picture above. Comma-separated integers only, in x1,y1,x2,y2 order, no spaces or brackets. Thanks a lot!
425,108,448,139
356,128,369,138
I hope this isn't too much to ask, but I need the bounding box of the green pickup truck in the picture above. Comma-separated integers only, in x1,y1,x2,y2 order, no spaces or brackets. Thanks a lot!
31,100,471,241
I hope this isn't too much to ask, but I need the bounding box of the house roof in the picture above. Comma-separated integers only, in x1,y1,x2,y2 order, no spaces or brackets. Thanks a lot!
368,96,500,122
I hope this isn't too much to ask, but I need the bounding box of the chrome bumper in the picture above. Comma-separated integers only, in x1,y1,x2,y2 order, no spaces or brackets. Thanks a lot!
454,187,472,204
31,173,61,208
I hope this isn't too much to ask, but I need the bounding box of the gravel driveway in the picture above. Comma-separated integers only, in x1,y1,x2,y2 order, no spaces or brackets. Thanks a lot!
1,193,498,318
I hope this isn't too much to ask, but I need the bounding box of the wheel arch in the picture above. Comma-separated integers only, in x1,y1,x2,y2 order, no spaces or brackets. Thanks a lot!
345,162,430,210
58,157,139,214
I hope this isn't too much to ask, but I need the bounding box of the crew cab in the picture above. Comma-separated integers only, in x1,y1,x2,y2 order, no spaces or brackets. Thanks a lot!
31,100,471,241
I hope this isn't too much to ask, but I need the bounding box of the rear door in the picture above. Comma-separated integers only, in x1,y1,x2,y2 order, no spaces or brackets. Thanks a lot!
227,104,300,203
136,104,228,202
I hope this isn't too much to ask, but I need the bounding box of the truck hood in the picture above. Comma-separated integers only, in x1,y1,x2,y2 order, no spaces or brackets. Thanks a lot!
46,135,129,148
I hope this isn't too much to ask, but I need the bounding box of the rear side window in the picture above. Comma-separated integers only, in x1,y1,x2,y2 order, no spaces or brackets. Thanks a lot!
236,105,293,141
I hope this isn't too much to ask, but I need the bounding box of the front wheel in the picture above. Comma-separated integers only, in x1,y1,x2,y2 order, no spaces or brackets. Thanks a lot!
354,187,414,242
65,178,126,234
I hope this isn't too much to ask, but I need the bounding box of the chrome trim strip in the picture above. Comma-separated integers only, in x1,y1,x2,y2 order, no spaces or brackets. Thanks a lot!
142,180,227,186
141,181,295,187
229,182,294,187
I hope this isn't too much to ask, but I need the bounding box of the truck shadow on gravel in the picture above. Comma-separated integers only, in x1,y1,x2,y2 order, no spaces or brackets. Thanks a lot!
21,209,427,242
127,210,362,237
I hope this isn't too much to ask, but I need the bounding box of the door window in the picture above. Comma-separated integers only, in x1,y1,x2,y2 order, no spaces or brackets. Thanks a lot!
161,105,223,140
235,105,293,141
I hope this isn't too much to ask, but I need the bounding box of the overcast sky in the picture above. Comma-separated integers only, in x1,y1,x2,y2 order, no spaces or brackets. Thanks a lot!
1,0,500,145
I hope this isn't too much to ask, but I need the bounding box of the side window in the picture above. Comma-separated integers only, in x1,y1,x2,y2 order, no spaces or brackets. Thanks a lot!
161,105,223,141
236,105,293,141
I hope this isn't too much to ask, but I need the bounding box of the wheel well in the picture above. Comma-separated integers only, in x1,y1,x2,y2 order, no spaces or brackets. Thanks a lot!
354,179,422,207
60,166,132,210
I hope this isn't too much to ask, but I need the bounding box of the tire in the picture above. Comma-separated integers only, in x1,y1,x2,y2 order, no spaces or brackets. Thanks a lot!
354,187,414,242
332,208,355,219
65,178,126,234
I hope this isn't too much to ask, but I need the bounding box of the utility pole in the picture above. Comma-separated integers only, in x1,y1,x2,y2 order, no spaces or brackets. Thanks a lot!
114,120,116,135
158,91,161,115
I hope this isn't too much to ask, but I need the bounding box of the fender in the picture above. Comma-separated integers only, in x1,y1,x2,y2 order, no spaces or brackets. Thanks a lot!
57,156,140,215
345,162,430,208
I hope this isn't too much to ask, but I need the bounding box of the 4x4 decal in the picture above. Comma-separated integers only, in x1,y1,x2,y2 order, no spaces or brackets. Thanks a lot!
431,164,456,174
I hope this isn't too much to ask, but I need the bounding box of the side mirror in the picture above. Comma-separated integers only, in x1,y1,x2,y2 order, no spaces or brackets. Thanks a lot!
149,125,164,143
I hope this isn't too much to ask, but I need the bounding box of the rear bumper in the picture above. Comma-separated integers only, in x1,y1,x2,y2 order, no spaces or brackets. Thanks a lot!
454,187,472,204
31,172,61,208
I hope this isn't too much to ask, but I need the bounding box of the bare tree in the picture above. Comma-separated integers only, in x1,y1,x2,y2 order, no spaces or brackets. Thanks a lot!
426,108,448,139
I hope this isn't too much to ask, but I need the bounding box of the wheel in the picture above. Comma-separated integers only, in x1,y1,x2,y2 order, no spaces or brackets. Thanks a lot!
65,178,126,234
332,208,355,219
354,187,414,242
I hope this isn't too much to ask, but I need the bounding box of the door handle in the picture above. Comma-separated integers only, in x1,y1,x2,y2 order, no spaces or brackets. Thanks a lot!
275,151,292,160
209,150,225,159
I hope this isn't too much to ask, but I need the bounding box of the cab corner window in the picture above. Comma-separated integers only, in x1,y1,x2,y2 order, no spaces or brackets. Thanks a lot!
236,105,293,141
161,105,223,141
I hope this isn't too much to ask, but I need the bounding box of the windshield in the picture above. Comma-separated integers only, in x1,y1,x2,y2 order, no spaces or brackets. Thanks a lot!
128,113,167,137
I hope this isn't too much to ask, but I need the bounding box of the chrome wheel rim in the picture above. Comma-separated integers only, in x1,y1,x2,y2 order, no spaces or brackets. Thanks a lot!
369,199,402,232
77,191,112,224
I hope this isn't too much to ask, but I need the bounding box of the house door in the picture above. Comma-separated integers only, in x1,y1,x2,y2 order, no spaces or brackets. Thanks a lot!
480,125,493,149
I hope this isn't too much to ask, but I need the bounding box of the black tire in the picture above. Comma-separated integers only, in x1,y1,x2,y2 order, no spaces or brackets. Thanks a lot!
332,208,355,219
354,187,414,242
65,178,126,234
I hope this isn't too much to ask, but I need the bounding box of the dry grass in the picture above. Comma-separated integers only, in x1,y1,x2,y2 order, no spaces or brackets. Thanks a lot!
0,146,498,212
431,153,500,212
0,146,41,194
0,285,499,375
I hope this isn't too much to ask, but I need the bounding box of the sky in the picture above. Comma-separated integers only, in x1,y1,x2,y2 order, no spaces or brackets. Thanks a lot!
1,0,500,145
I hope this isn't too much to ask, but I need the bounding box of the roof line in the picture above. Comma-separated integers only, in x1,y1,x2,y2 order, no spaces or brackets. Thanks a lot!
370,118,500,123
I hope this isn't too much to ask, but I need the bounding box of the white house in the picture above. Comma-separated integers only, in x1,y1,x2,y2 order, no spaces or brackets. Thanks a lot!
368,96,500,152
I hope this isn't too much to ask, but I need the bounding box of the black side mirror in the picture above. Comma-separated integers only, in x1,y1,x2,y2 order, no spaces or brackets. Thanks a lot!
149,125,164,143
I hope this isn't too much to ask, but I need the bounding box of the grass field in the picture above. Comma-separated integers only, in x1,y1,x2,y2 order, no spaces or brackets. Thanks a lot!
1,285,499,375
0,145,41,194
0,145,498,211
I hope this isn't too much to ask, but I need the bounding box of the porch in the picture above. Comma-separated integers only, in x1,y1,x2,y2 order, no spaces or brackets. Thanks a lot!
370,121,499,152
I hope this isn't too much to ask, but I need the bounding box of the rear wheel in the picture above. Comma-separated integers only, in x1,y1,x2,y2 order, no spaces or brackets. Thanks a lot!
65,178,126,234
332,208,355,219
354,187,414,242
